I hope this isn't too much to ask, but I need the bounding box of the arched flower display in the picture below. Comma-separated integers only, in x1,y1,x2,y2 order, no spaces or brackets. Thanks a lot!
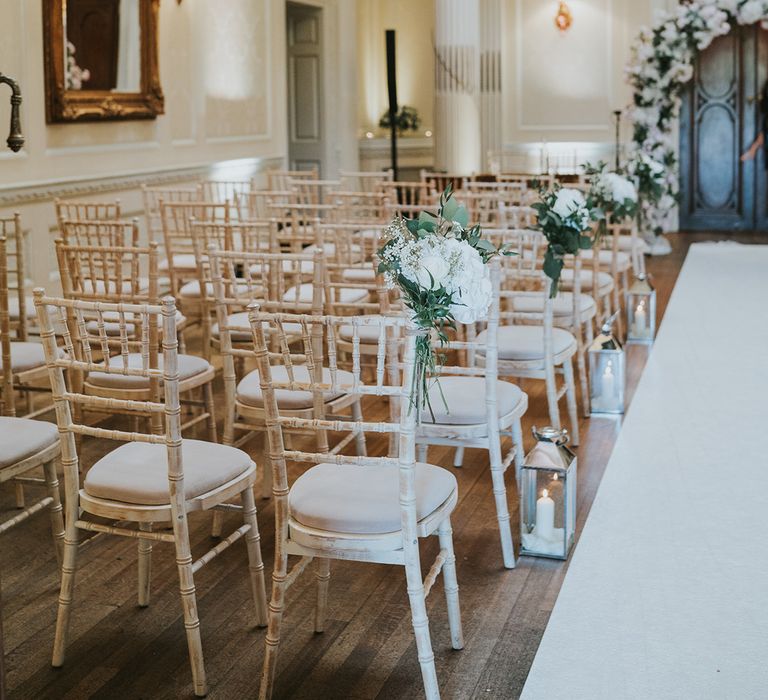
626,1,768,237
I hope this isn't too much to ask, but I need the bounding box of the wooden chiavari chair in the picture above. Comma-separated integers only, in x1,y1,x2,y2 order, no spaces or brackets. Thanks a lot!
200,179,253,205
141,184,202,250
328,191,391,229
235,190,294,221
415,260,527,569
265,208,321,253
0,216,51,419
267,168,318,192
419,169,469,194
288,178,341,208
190,219,275,360
338,168,393,193
210,247,367,496
379,180,431,219
251,310,463,700
0,232,64,562
55,235,216,440
54,198,121,235
33,291,267,698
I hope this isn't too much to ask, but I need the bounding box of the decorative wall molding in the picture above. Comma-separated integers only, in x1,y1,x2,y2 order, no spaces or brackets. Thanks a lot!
358,137,435,160
0,156,284,208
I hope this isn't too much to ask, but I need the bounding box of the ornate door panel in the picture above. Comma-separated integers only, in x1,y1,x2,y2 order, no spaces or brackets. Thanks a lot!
680,26,768,231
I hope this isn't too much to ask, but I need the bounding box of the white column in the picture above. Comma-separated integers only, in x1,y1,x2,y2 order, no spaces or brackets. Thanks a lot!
434,0,482,173
479,0,503,171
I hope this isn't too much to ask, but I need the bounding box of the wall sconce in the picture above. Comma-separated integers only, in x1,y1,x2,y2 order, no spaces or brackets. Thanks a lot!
555,1,573,32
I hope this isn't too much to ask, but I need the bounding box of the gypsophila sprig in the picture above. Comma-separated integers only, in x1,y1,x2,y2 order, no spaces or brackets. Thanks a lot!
377,185,512,422
532,184,598,298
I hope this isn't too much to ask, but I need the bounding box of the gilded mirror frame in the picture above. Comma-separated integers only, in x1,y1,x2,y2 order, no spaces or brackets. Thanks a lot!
43,0,164,123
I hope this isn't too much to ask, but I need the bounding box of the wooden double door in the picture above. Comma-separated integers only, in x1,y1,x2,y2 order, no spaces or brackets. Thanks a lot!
680,25,768,231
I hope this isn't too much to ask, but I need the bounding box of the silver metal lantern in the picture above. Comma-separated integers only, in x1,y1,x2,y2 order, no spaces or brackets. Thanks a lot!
520,426,577,560
588,315,625,414
626,272,656,343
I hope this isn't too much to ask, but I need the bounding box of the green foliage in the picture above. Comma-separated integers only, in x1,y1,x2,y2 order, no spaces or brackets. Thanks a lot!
379,105,421,135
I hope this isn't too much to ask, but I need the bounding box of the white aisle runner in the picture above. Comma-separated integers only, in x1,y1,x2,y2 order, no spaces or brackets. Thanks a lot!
521,243,768,700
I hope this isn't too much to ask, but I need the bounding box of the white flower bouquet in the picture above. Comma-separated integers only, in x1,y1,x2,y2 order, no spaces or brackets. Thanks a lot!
584,161,639,225
377,187,508,420
531,185,597,297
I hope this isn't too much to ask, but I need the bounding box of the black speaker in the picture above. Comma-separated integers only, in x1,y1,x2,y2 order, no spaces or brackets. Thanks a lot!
386,29,398,180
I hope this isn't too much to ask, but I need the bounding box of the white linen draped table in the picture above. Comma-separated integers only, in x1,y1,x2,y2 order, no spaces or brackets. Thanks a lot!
521,242,768,700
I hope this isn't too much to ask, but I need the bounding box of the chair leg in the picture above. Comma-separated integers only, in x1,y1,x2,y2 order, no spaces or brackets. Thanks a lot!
416,443,428,463
242,486,268,628
138,522,152,607
453,447,465,468
563,358,580,447
575,324,591,419
351,400,367,456
52,521,80,667
511,418,525,487
172,523,207,697
314,557,331,634
43,460,65,566
203,381,217,443
489,446,515,570
403,550,440,699
437,518,464,649
259,546,289,699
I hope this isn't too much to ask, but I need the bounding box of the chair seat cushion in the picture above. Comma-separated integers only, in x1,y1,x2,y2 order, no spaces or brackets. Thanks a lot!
478,325,576,361
580,248,631,270
212,312,302,342
342,268,376,283
283,283,368,305
289,461,457,534
87,353,211,390
559,269,614,293
179,279,254,298
0,417,59,469
617,235,649,254
0,342,48,373
338,322,383,344
422,376,525,425
511,292,595,317
84,439,252,506
237,365,354,410
159,254,197,272
8,295,36,321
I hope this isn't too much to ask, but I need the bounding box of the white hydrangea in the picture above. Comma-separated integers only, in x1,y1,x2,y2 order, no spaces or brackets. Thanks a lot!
602,173,638,204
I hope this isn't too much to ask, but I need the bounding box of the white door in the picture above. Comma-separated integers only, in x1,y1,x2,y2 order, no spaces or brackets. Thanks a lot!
287,3,324,175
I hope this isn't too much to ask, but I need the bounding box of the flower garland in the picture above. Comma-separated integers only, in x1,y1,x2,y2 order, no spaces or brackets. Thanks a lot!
626,1,768,236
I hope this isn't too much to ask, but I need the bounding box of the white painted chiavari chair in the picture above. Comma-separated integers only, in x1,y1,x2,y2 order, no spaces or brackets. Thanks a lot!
338,168,393,193
55,236,217,440
0,217,52,419
33,292,267,698
54,197,121,235
251,309,463,700
415,260,528,568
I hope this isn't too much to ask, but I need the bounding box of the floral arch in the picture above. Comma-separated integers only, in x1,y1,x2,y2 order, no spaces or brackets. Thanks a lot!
626,1,768,237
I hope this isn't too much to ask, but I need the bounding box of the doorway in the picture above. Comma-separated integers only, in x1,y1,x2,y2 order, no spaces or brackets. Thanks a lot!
679,25,768,231
286,2,325,175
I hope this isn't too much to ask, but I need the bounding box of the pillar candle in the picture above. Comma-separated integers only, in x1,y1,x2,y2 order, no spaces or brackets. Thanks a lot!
634,302,646,337
602,360,615,401
535,488,555,540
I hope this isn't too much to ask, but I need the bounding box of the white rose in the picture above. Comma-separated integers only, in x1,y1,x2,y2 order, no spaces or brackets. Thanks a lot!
414,253,449,290
551,188,586,219
604,173,638,203
738,0,763,24
450,274,492,325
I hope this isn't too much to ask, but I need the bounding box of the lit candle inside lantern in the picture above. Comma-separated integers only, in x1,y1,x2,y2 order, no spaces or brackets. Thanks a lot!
634,301,646,337
602,360,615,402
535,488,555,540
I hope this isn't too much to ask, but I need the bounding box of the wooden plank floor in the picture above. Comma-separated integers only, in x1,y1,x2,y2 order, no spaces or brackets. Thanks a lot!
1,232,762,700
